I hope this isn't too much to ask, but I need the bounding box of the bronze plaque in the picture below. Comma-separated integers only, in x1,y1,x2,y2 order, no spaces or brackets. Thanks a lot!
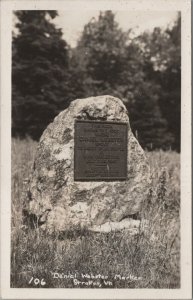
74,120,128,181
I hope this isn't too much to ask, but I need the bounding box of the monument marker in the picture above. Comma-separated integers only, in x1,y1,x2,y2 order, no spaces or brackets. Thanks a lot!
23,95,150,233
74,120,127,181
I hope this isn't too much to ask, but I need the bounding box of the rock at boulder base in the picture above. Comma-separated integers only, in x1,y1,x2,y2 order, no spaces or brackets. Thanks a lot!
23,95,150,233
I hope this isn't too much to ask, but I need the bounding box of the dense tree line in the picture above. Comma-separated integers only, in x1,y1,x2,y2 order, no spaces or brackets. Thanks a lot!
12,10,181,150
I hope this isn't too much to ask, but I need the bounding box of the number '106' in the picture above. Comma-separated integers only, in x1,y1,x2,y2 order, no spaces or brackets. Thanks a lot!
29,277,46,286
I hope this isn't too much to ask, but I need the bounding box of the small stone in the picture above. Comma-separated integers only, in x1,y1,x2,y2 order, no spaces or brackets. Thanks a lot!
89,218,141,234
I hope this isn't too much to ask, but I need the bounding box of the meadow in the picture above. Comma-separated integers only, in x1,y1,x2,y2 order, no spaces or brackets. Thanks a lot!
11,138,180,288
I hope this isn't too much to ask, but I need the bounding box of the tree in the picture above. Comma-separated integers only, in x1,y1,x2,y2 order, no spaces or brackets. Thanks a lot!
159,15,181,151
135,14,181,150
120,35,174,150
74,11,174,150
12,11,70,139
74,11,129,97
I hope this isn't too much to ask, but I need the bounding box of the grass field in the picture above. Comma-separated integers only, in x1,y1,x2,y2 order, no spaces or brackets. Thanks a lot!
11,138,180,288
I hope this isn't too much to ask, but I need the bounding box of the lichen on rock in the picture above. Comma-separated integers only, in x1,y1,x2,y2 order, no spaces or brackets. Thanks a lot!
23,95,150,233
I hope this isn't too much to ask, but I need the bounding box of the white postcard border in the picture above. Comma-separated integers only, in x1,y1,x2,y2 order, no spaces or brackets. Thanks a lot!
1,0,191,299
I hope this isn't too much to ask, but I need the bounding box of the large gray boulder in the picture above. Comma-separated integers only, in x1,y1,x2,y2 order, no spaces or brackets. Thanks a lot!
23,95,150,233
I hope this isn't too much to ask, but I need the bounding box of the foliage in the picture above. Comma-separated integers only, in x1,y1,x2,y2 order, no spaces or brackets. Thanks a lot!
73,11,180,150
119,34,174,150
12,11,71,139
74,11,128,96
158,15,181,151
135,14,181,150
12,10,181,150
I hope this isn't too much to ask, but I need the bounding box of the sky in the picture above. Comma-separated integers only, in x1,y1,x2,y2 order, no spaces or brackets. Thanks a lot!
52,11,178,47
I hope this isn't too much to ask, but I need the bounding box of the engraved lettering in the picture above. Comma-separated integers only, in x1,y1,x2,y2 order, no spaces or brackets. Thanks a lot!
74,121,127,181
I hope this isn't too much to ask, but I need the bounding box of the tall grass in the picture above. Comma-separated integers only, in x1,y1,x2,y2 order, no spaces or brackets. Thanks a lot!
11,138,180,288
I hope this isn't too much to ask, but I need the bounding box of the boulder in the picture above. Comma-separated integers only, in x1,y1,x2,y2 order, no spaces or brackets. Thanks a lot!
23,95,150,233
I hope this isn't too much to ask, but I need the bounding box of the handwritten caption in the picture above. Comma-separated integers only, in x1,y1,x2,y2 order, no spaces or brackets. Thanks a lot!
28,277,46,286
28,272,142,287
51,272,142,288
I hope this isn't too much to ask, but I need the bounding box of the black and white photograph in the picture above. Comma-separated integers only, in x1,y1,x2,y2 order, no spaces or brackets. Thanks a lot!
0,0,191,299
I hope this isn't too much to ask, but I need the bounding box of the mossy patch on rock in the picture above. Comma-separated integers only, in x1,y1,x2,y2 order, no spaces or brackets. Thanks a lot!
23,95,150,233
